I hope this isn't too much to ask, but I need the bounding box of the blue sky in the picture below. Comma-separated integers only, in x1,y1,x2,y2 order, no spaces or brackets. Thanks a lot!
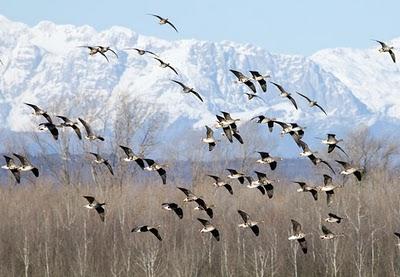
2,0,399,55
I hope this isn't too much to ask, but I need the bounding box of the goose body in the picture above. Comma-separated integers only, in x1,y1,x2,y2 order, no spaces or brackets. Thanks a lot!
237,210,261,236
131,225,162,241
197,218,220,241
78,118,104,141
83,195,106,222
119,145,145,169
288,219,307,254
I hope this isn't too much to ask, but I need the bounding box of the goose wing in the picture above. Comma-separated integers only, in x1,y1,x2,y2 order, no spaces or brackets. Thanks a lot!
12,153,29,166
270,81,287,94
296,92,312,103
389,49,396,63
95,205,105,222
191,90,204,102
103,160,114,175
237,209,250,223
78,118,94,137
83,195,96,204
24,103,41,113
197,218,211,228
315,103,327,115
167,64,179,75
205,126,214,138
223,184,233,195
149,227,162,241
291,219,302,234
166,20,178,32
157,168,167,184
211,229,220,241
119,145,134,158
298,238,307,254
171,79,186,89
286,94,298,109
373,39,387,48
321,225,333,235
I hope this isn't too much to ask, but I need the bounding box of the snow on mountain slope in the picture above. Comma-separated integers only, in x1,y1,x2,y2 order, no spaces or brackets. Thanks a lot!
0,15,385,155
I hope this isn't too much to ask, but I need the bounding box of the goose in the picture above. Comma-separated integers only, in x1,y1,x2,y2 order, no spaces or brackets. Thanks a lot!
96,46,118,59
148,14,178,32
56,116,82,140
193,197,214,218
274,121,305,137
78,118,104,141
320,134,348,156
153,57,178,75
250,71,270,92
251,115,276,132
373,39,396,63
2,156,21,183
207,175,233,195
226,168,245,184
320,225,344,240
325,213,343,223
88,152,114,175
197,218,220,241
270,82,298,110
221,111,240,126
244,93,266,103
293,181,318,201
161,203,183,219
230,70,256,93
131,225,162,241
202,126,217,151
171,80,203,102
13,153,39,177
288,219,307,254
237,210,261,236
307,154,336,175
230,124,244,144
124,47,158,56
297,139,316,157
177,187,199,202
83,195,106,222
256,152,280,170
119,145,145,170
254,171,274,198
144,159,167,184
335,160,363,181
78,45,110,62
296,92,327,115
215,115,233,143
244,176,267,195
317,175,342,206
24,103,52,123
220,112,243,144
38,122,59,140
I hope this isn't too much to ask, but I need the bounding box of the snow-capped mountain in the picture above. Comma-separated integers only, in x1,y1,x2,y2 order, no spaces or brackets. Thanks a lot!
0,15,397,155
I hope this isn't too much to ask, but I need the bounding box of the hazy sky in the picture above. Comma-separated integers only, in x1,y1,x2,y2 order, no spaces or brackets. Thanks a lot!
2,0,399,55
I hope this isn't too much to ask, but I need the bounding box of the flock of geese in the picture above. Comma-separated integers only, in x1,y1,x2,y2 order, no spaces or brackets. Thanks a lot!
0,13,398,252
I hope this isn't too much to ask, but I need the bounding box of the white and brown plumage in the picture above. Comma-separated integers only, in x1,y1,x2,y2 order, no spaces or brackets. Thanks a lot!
244,176,267,195
251,115,276,132
13,153,39,178
161,203,183,219
78,118,104,141
197,218,220,241
256,152,280,170
177,187,198,202
83,195,106,222
218,112,243,144
153,57,178,75
254,171,274,199
230,69,256,93
293,181,318,201
144,159,167,185
148,14,178,32
78,45,110,62
320,225,344,240
321,134,348,156
335,160,363,181
88,152,114,175
202,126,217,151
24,103,53,123
237,210,261,236
226,168,245,184
373,39,396,63
2,156,21,183
193,197,214,218
171,79,203,102
125,47,158,56
274,121,305,139
296,92,327,115
288,219,307,254
119,145,145,170
207,175,233,195
270,82,298,110
250,71,270,92
131,225,162,241
325,213,343,223
317,175,342,206
38,122,59,140
56,116,82,140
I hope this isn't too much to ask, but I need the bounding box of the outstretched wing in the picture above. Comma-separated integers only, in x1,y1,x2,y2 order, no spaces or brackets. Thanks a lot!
286,94,298,110
237,210,250,223
389,50,396,63
103,160,114,175
171,79,186,89
167,64,179,75
191,91,204,102
166,20,178,32
78,118,93,136
150,228,162,241
321,225,332,235
296,92,312,103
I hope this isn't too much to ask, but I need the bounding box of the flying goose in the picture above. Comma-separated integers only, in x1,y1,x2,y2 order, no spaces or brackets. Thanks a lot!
320,225,344,240
202,126,217,151
256,152,280,170
177,187,199,202
251,115,276,132
221,112,243,144
13,153,39,177
207,175,233,195
293,181,318,201
88,152,114,175
270,82,298,110
250,71,270,92
254,171,274,198
197,218,220,241
171,80,203,102
161,203,183,219
274,121,305,138
193,197,214,218
226,168,245,184
244,93,266,103
38,122,59,140
297,139,316,157
244,176,266,195
230,70,256,93
325,213,343,223
296,92,327,115
373,39,396,63
335,160,363,181
78,118,104,141
317,175,342,206
131,225,162,241
56,116,82,140
83,195,106,222
119,145,145,170
215,115,233,142
125,47,158,56
288,219,308,254
307,154,336,175
78,45,110,62
96,46,118,59
24,103,52,123
237,210,261,236
144,159,167,184
320,134,348,156
148,14,178,32
153,57,178,75
2,156,21,183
